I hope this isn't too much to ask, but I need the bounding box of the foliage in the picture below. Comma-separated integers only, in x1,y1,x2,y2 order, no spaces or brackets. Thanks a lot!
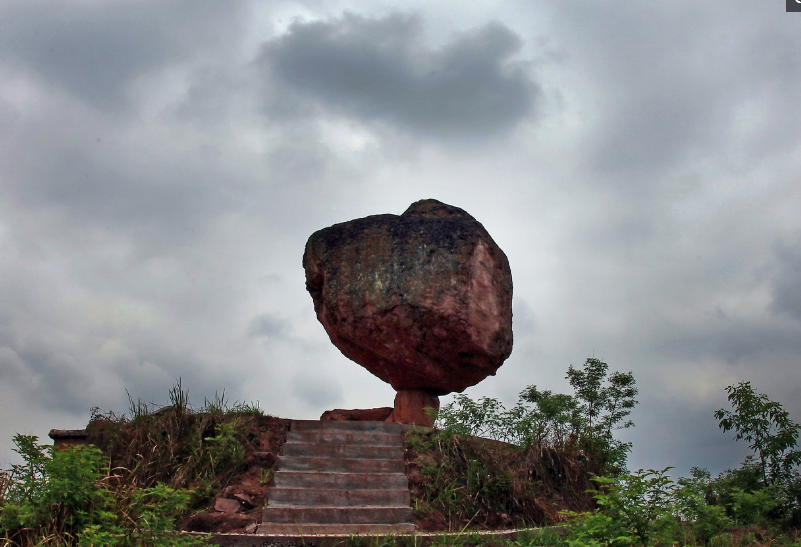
566,359,638,475
436,358,637,475
674,468,733,543
711,382,801,527
86,379,273,496
714,381,801,487
406,427,600,531
520,468,795,547
561,468,679,547
1,380,286,543
0,435,205,547
407,429,519,529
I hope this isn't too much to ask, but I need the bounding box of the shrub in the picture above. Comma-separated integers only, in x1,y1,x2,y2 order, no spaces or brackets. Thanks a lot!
675,468,733,544
714,381,801,487
406,427,600,530
563,468,679,547
712,382,801,527
437,358,638,475
0,435,204,547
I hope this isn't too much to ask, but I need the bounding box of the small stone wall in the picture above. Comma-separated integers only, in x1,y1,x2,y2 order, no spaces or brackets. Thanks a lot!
48,429,88,449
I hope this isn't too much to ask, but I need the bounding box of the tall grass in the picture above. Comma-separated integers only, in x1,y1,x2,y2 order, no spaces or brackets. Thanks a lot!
88,380,271,495
406,428,600,531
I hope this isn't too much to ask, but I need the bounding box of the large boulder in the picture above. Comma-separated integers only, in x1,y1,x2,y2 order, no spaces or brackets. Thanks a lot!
303,199,513,396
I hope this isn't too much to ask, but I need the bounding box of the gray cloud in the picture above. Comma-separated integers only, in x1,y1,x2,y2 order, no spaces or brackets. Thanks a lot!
257,13,536,139
547,3,801,183
0,299,236,416
248,313,287,338
7,145,231,244
291,373,343,410
0,0,246,110
657,323,801,365
770,237,801,323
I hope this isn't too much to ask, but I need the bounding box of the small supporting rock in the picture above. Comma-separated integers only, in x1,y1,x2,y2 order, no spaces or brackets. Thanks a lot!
387,389,439,427
320,407,394,422
214,498,242,514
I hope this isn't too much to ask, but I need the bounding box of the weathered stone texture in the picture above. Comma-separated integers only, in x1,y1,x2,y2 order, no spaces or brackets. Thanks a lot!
386,389,440,428
320,407,394,422
303,199,513,396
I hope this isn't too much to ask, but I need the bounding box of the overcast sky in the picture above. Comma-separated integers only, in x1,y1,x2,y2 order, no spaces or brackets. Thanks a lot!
1,1,800,477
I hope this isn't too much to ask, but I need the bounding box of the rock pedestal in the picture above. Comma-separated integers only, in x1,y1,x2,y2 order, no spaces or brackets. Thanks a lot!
386,390,440,428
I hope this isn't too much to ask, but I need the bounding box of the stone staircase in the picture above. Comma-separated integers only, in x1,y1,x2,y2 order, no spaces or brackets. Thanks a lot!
258,420,415,535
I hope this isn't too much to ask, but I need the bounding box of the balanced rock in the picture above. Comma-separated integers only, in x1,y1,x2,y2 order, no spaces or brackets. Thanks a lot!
303,199,513,397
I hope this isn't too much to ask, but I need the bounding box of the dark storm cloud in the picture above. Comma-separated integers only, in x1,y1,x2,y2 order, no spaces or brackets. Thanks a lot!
257,13,536,139
0,344,100,415
770,237,801,323
0,0,245,110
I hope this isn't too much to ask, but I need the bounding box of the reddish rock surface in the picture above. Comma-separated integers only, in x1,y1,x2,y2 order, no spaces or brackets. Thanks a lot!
181,513,258,533
387,389,440,427
303,199,513,397
320,407,394,422
214,498,243,514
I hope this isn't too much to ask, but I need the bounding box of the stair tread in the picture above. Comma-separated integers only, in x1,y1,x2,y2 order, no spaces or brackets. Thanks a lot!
284,441,402,446
280,455,403,461
266,505,410,509
257,523,416,535
275,470,407,474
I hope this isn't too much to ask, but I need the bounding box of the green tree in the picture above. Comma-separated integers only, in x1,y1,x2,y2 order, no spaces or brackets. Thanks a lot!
437,358,638,474
515,386,582,446
567,358,638,473
713,381,801,486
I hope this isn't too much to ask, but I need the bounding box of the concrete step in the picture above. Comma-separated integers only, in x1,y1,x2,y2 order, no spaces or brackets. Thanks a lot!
290,420,406,433
256,522,416,535
278,456,406,473
287,430,403,446
269,487,410,507
261,505,413,524
282,442,404,459
274,471,408,490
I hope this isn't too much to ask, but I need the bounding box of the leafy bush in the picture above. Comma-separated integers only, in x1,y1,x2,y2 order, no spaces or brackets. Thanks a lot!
674,468,733,544
437,358,637,475
711,382,801,527
562,468,679,547
1,380,286,543
406,427,602,531
714,381,801,488
0,435,204,547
